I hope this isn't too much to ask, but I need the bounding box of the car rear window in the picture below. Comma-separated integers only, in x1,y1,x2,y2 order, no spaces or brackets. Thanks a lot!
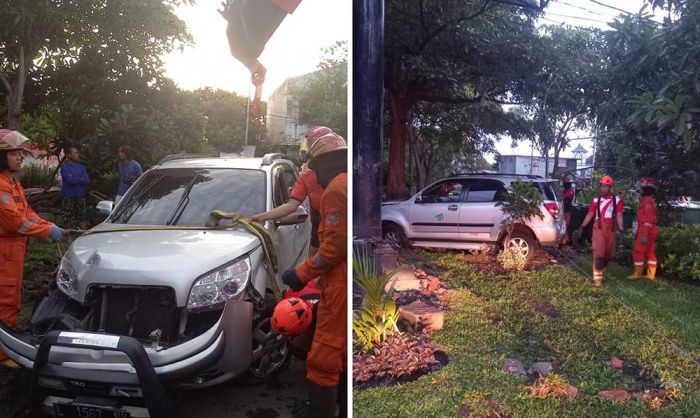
110,168,266,226
531,181,559,201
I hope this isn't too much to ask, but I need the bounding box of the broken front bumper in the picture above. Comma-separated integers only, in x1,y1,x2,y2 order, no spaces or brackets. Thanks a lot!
0,299,254,387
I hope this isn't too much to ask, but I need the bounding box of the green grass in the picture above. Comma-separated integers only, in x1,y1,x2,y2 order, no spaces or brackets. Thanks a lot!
353,250,700,418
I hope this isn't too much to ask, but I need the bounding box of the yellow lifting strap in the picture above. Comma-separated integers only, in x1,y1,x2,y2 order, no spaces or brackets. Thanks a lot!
62,210,283,302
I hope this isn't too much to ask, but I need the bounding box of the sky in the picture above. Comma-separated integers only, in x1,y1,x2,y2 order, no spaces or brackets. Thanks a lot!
162,0,350,97
491,0,667,162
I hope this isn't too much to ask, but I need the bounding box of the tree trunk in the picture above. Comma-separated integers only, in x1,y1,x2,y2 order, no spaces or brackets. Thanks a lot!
1,46,28,130
386,87,410,199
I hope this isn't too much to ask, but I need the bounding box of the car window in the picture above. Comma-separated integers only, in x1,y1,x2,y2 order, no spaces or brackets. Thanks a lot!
421,180,465,203
273,167,290,207
282,168,297,195
465,180,506,202
110,168,266,226
532,181,558,201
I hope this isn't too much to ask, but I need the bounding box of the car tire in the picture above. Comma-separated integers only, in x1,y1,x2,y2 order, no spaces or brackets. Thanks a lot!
244,316,292,383
383,224,408,249
503,229,537,262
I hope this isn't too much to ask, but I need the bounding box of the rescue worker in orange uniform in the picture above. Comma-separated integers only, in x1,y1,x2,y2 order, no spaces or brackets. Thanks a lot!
580,175,624,286
251,126,332,256
282,132,346,418
628,177,658,280
0,129,64,368
559,175,576,246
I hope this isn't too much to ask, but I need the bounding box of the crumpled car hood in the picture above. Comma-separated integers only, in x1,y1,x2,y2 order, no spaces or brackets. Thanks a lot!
65,224,260,306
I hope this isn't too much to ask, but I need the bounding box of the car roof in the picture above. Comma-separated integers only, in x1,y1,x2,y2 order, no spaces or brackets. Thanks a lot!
155,157,294,171
448,174,556,183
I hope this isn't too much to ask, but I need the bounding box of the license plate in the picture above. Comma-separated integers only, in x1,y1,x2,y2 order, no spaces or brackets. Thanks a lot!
54,403,131,418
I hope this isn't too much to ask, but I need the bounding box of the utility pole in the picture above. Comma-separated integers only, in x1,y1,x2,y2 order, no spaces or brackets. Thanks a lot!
245,85,251,146
353,0,384,240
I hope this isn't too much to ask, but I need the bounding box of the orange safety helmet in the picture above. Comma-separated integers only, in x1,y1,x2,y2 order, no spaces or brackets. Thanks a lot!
599,175,614,187
271,297,313,336
639,176,656,188
0,129,31,152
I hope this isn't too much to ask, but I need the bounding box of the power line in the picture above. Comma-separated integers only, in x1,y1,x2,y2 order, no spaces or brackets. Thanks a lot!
586,0,637,16
544,11,614,24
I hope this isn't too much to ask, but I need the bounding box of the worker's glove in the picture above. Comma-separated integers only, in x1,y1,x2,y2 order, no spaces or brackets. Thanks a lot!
282,269,305,292
49,225,64,242
640,235,648,245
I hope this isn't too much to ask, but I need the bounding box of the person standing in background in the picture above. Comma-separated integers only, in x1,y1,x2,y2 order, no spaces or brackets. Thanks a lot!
116,145,143,206
60,145,90,230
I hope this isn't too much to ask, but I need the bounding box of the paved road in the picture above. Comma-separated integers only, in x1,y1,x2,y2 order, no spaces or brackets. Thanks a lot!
175,358,307,418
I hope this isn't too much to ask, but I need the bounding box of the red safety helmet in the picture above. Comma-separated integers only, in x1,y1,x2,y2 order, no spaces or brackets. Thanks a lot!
0,129,31,152
305,126,332,140
639,176,656,188
599,175,614,187
271,297,313,336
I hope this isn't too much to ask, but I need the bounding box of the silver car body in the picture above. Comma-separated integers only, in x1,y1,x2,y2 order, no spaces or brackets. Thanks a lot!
382,174,565,251
0,157,311,399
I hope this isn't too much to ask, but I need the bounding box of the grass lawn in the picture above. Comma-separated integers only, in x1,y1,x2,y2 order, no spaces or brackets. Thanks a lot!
353,250,700,417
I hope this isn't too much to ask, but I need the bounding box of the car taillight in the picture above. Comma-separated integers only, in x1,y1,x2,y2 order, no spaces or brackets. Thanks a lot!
544,202,560,219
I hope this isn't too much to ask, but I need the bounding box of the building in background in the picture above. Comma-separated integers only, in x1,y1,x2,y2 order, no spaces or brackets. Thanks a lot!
266,70,321,145
497,154,578,178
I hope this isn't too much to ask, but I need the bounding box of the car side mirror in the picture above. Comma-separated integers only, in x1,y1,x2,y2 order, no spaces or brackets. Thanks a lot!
96,200,114,216
276,206,308,226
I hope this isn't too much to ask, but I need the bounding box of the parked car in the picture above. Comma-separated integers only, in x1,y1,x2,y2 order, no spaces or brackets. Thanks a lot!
0,154,311,417
381,174,565,260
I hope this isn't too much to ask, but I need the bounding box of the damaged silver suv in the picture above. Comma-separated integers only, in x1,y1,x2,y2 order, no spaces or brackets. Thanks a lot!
0,154,311,417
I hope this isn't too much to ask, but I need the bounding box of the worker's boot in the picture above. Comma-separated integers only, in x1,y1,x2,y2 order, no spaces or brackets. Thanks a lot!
337,373,347,418
593,271,603,287
308,381,337,418
645,265,657,281
627,266,643,280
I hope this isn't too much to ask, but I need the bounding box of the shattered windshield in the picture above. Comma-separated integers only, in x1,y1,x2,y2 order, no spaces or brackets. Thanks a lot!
110,168,266,226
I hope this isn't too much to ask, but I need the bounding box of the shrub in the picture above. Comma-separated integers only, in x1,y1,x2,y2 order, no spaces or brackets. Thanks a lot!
617,224,700,281
20,164,57,189
656,225,700,281
497,246,528,271
352,251,399,352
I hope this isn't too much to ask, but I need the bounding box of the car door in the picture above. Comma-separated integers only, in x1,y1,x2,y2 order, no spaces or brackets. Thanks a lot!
269,165,308,273
280,166,310,263
459,179,507,243
408,180,467,242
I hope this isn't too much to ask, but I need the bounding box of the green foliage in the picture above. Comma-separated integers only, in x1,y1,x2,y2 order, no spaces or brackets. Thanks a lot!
296,41,348,138
496,179,544,241
19,163,56,189
497,246,528,272
352,251,399,353
656,225,700,282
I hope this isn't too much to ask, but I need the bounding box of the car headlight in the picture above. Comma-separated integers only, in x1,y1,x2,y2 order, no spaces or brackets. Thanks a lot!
56,257,79,299
187,257,251,310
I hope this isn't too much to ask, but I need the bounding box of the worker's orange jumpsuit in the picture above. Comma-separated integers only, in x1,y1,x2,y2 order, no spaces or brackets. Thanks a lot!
289,170,324,254
0,172,53,361
295,172,346,387
588,195,623,284
633,195,657,268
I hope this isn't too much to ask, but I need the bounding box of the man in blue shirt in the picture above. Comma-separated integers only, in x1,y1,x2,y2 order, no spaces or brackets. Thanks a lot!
60,145,90,229
116,145,143,206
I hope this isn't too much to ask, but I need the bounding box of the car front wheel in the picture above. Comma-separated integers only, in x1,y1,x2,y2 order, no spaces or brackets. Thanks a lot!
247,317,291,381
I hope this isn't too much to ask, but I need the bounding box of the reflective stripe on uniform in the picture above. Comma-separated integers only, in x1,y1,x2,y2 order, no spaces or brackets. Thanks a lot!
311,254,332,271
17,220,33,234
647,261,657,266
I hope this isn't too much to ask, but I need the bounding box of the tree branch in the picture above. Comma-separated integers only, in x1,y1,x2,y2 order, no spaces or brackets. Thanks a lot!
418,1,492,52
